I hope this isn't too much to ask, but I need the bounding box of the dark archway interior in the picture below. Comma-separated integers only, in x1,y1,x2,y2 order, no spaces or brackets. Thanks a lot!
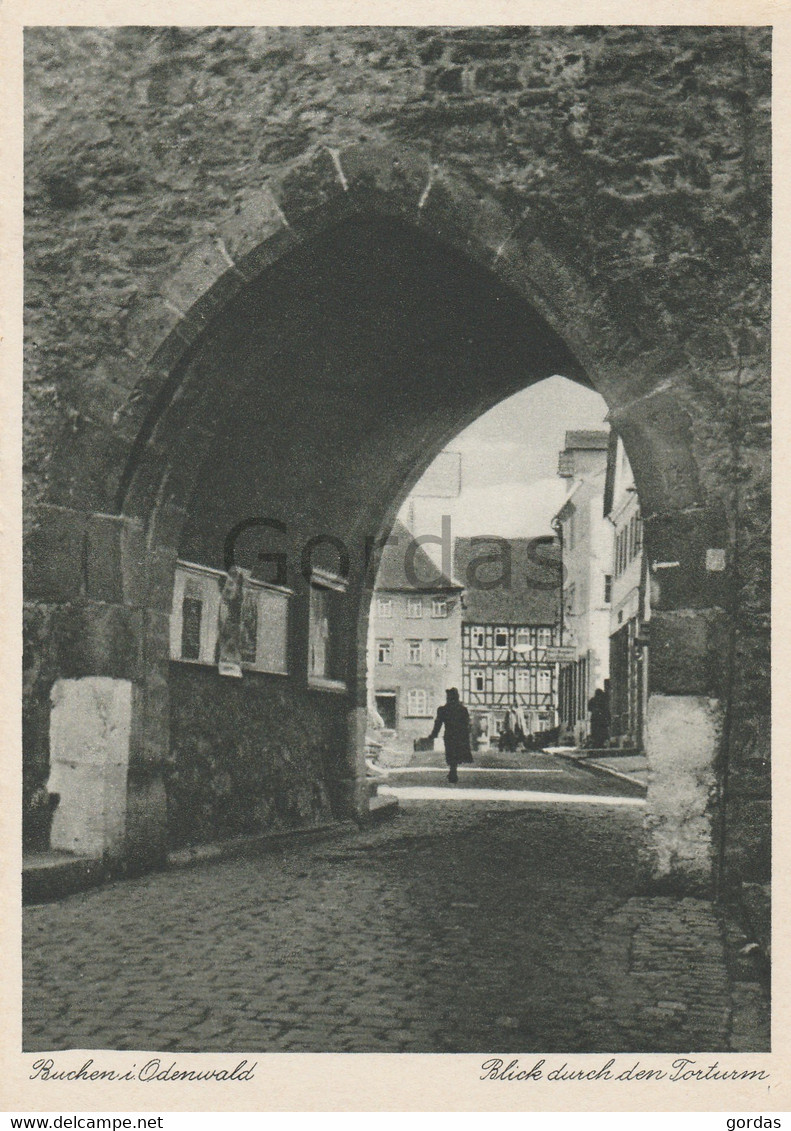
161,214,596,845
176,214,588,573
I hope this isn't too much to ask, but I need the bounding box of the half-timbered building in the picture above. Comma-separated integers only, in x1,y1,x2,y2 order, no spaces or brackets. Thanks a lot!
454,538,563,746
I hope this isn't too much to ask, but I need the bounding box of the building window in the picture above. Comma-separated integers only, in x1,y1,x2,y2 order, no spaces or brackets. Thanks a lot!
564,584,576,616
431,597,448,618
494,628,509,648
309,570,347,690
515,668,530,693
407,688,433,717
377,597,393,618
408,639,423,664
406,597,423,618
604,574,612,603
537,627,553,649
471,668,485,692
471,626,485,648
377,639,393,665
537,667,552,693
515,627,532,650
494,668,509,693
431,639,448,666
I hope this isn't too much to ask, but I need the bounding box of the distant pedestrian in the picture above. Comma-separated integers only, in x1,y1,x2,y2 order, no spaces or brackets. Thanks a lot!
513,704,527,751
427,687,473,783
499,710,516,753
588,687,610,748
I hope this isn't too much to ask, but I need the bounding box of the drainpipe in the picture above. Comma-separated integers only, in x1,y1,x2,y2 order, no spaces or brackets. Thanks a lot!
550,518,564,730
550,518,564,646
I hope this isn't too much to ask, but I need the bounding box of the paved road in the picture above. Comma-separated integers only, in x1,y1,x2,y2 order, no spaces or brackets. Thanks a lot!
23,761,768,1053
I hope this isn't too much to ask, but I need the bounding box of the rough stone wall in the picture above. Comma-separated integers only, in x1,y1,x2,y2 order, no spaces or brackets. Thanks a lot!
23,26,770,880
24,26,769,515
167,665,339,847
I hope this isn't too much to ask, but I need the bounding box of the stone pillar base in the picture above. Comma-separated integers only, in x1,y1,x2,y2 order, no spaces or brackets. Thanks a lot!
47,677,132,860
326,707,370,822
643,693,721,891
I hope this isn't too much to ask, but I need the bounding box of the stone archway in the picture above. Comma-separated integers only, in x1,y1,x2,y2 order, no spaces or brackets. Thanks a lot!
27,143,733,886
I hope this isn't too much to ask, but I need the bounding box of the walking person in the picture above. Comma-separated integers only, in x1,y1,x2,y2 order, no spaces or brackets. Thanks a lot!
426,687,473,783
588,686,610,748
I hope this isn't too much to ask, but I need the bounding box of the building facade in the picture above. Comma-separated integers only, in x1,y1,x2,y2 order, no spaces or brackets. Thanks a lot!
369,520,463,747
554,431,613,746
604,433,649,749
454,538,562,746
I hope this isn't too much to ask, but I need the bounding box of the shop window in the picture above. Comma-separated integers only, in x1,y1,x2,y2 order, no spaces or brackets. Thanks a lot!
170,562,222,665
181,586,203,660
171,562,290,674
309,569,347,690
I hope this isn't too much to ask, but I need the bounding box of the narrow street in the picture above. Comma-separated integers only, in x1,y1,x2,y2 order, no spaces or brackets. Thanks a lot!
23,755,768,1054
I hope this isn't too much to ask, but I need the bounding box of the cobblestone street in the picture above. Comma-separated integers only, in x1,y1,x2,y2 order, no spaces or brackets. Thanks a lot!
23,761,769,1054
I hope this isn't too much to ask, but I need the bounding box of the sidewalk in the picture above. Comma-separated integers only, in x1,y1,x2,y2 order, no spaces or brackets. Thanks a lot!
549,746,649,791
23,818,381,905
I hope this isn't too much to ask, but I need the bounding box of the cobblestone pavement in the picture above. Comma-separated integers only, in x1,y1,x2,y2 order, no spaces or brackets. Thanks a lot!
23,768,769,1053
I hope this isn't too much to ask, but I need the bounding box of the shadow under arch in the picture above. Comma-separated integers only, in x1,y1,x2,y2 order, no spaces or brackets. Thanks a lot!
77,143,727,886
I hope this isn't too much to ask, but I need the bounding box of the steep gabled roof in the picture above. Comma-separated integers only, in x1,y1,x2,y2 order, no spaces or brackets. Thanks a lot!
454,536,562,625
374,519,463,592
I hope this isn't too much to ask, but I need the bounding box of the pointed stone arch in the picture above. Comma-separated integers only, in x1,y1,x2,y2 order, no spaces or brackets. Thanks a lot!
26,142,731,886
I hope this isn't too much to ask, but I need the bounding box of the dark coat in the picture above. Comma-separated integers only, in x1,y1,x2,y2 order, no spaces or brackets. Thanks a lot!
429,701,473,766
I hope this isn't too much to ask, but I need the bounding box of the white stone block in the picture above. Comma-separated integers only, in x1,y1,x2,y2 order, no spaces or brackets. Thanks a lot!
47,677,133,859
644,694,721,880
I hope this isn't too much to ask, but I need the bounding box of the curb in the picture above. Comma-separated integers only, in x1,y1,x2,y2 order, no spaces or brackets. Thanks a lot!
23,819,361,905
23,855,109,905
552,748,647,793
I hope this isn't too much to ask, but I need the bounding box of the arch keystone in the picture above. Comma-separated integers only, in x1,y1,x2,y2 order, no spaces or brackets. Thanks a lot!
336,142,433,218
